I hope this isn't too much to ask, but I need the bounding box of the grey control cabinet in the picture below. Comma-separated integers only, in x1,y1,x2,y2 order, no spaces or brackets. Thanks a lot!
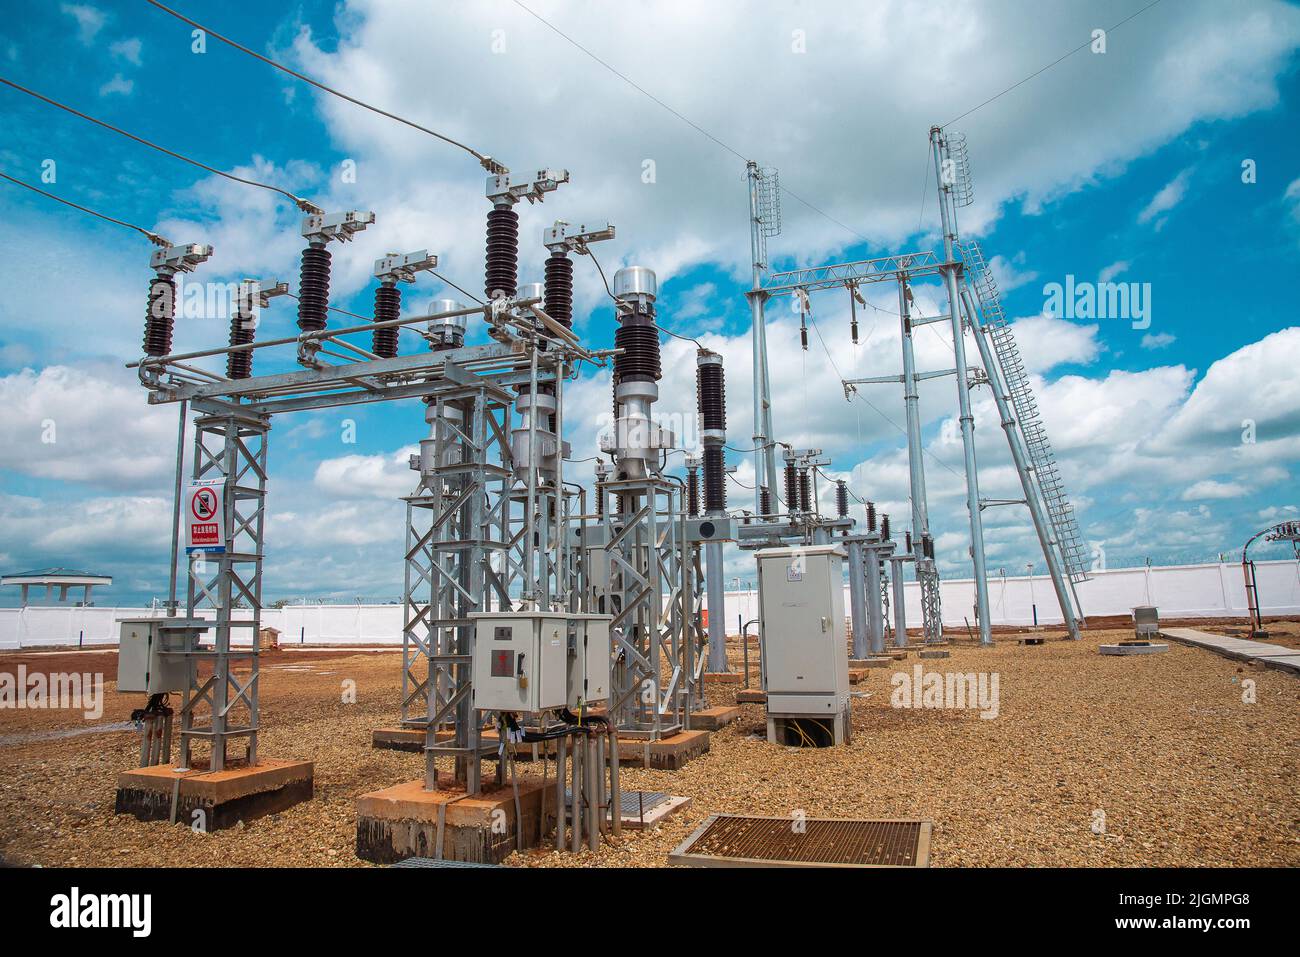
756,545,851,745
116,617,208,695
470,612,612,714
570,614,611,705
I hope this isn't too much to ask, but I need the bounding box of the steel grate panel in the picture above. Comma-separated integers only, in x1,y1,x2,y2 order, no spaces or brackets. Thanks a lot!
391,857,501,868
565,789,670,816
669,814,931,868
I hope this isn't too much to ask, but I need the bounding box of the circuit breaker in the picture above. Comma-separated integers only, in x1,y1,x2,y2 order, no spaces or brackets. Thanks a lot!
116,617,208,694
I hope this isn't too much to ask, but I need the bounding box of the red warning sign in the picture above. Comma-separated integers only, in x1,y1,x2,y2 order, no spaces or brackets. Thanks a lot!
491,650,514,678
185,482,226,553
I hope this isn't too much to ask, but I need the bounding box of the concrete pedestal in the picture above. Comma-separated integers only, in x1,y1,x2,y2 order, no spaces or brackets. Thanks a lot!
356,774,548,865
767,701,851,748
115,758,313,830
614,729,710,770
690,706,741,730
1099,642,1169,656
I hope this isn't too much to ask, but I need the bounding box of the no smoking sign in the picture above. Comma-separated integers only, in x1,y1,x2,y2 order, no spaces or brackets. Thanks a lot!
185,481,226,553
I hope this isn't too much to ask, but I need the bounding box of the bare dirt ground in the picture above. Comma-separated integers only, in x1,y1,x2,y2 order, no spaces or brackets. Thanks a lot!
1,624,1296,868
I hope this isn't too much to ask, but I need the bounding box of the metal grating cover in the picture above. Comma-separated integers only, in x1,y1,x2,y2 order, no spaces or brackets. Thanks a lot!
391,857,501,869
565,789,670,816
669,814,931,868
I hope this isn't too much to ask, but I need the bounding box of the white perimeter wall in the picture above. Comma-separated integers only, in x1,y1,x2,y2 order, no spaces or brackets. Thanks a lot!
2,560,1297,649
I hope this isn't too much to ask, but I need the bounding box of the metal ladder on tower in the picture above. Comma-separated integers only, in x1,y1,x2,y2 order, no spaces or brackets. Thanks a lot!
961,240,1092,584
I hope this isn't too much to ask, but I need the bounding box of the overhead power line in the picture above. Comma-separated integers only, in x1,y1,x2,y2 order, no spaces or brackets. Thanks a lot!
793,299,964,481
144,0,507,175
509,0,870,246
943,0,1166,128
512,0,744,164
430,269,485,306
0,75,321,214
3,164,487,337
0,169,168,245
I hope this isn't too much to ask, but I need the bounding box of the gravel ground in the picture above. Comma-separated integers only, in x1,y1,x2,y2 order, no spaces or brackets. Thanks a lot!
1,626,1296,868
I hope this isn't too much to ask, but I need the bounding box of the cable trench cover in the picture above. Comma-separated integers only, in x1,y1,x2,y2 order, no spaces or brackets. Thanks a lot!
668,814,931,868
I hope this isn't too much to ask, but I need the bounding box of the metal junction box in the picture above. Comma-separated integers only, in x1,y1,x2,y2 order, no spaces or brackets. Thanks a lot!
569,614,611,705
116,617,208,695
470,612,612,714
756,545,851,745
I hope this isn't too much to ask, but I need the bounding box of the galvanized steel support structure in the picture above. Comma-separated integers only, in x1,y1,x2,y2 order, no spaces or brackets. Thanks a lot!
601,478,700,739
179,409,268,771
930,127,992,645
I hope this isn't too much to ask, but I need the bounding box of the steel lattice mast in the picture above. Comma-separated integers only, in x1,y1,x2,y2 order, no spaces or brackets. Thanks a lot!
929,127,1089,639
929,128,993,645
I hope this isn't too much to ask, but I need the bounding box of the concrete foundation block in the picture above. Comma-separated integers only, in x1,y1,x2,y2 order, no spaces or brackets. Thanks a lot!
115,758,313,830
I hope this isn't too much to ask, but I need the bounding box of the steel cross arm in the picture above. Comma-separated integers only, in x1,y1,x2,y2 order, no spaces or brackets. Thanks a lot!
183,371,496,416
145,342,540,404
128,300,509,369
845,373,905,386
182,366,540,416
762,250,948,296
844,364,982,388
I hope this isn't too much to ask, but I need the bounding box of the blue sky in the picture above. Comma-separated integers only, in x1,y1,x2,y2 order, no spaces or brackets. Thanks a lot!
1,0,1299,606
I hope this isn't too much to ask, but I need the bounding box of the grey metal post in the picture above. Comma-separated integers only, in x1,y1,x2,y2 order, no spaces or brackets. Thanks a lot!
899,277,945,644
846,539,868,660
747,289,776,511
585,735,599,852
746,162,779,512
705,539,728,672
522,344,541,605
931,128,992,646
960,285,1081,640
890,556,909,648
897,276,930,548
138,717,151,766
555,735,567,850
211,426,235,769
647,489,663,739
463,390,488,792
161,713,172,766
608,724,622,837
166,399,186,616
865,548,885,655
596,734,607,831
569,736,581,853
